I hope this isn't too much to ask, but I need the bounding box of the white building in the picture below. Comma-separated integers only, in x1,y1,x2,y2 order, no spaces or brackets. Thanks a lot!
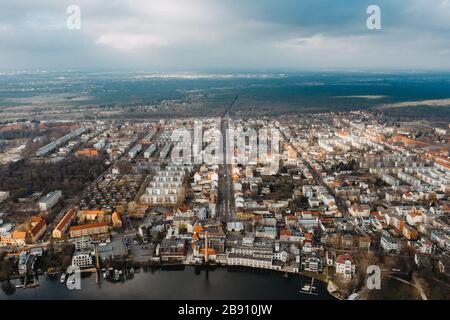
227,253,281,270
144,144,157,159
381,235,401,253
142,165,191,205
72,251,93,268
128,144,142,159
38,190,62,211
72,237,93,251
159,143,172,159
0,223,14,234
142,130,156,143
335,253,356,279
36,127,86,156
381,173,400,187
0,191,9,204
93,139,106,150
397,171,421,187
301,253,323,273
18,251,29,275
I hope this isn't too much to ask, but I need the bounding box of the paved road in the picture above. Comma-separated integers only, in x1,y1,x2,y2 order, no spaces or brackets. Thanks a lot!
388,275,428,300
277,126,348,215
216,96,238,222
216,117,235,222
12,136,142,252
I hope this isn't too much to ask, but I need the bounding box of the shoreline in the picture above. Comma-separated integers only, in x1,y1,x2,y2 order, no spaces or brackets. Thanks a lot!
3,262,336,299
1,264,335,300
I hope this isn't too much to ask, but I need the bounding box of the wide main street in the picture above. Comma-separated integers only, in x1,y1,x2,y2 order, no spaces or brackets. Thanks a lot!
217,117,235,222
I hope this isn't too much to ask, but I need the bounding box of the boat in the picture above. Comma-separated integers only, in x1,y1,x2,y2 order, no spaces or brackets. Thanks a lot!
26,282,40,288
299,277,319,295
60,273,66,283
283,272,289,278
348,293,360,300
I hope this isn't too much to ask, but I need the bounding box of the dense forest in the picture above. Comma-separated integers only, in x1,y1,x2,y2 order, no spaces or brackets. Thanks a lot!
0,156,107,198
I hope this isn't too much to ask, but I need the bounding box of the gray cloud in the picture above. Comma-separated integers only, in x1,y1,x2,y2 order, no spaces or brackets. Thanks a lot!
1,0,450,70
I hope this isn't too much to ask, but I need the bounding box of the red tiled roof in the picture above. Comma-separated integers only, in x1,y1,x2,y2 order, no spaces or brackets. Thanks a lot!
30,219,46,237
280,228,292,236
55,208,77,231
336,253,354,264
70,222,108,231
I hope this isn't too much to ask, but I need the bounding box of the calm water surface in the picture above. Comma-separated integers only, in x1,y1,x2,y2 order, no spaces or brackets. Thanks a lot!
0,266,334,300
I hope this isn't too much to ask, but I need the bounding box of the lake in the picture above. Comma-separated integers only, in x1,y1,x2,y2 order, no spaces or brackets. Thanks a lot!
0,266,334,300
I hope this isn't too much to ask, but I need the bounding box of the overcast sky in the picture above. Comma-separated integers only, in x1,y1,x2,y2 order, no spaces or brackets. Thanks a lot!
1,0,450,71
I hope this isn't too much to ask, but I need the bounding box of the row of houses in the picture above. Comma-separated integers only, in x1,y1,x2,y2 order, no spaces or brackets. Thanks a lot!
142,165,192,205
52,207,122,239
0,215,47,246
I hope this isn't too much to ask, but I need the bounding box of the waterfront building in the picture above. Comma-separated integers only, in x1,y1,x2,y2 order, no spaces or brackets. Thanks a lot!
18,251,29,275
335,253,356,279
160,238,185,261
226,237,284,270
72,251,93,268
227,253,280,270
301,252,323,273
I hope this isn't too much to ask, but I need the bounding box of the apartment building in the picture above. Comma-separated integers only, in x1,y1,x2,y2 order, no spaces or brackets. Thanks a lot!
128,143,142,159
72,251,93,268
53,208,77,239
36,127,86,156
38,190,62,211
227,253,278,269
0,191,9,204
381,235,401,253
143,165,191,205
144,144,157,159
335,253,356,279
69,222,109,238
